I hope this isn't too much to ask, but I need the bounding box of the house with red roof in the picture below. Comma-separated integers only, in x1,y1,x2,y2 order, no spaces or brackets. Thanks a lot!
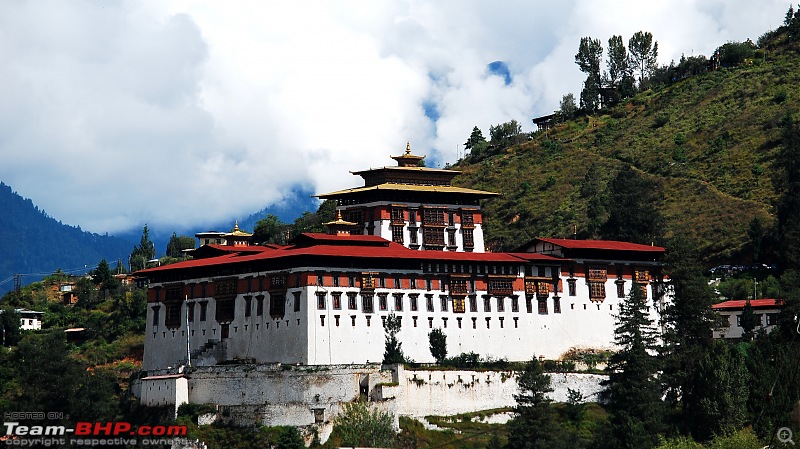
712,298,784,339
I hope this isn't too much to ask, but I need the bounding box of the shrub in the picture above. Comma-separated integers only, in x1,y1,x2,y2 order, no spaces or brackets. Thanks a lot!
331,401,395,448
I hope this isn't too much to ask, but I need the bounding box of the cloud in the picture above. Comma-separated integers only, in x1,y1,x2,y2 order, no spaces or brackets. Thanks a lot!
0,0,790,233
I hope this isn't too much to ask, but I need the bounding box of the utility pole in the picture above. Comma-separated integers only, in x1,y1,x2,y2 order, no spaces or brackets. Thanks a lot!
13,274,21,296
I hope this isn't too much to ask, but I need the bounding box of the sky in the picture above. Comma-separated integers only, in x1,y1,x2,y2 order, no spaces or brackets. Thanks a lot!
0,0,790,235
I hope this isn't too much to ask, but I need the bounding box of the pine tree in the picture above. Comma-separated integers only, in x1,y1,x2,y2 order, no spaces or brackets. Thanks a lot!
428,328,447,364
600,285,664,449
775,117,800,270
600,165,664,245
660,236,729,440
575,37,602,113
505,357,559,449
629,31,659,88
739,299,757,341
383,313,406,364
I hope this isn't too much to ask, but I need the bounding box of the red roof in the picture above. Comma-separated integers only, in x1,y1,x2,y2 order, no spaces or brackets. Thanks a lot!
712,299,784,310
137,233,565,275
534,238,665,253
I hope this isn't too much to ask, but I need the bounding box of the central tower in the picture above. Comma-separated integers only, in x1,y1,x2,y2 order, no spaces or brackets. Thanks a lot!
316,144,499,252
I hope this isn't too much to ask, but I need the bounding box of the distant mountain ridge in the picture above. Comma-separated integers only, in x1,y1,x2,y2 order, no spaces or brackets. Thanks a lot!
0,182,319,295
0,182,133,295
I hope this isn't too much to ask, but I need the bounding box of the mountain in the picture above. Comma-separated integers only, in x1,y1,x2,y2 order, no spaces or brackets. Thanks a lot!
453,30,800,264
0,182,134,296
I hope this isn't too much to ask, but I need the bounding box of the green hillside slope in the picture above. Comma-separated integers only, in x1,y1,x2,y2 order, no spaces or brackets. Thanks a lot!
454,34,800,263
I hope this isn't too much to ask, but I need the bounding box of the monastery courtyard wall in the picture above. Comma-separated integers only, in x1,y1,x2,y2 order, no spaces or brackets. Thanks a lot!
134,363,605,443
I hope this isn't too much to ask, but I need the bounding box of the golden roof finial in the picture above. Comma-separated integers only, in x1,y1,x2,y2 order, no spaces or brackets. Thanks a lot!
335,209,344,221
233,220,240,232
406,142,411,154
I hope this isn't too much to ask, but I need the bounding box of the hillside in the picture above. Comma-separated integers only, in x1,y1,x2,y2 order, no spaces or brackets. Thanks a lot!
0,182,133,295
453,33,800,264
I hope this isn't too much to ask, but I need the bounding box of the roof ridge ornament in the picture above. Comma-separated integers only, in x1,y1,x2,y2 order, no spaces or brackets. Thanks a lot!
391,142,425,167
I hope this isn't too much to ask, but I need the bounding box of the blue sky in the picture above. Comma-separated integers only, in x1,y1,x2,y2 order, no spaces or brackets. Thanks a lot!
0,0,790,234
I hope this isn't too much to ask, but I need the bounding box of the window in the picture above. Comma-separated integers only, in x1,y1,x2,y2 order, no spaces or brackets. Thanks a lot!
616,281,625,298
361,273,375,290
216,298,235,323
511,296,519,312
483,296,491,312
567,279,576,296
422,208,445,225
526,297,533,313
394,277,402,289
256,295,264,316
151,305,160,327
462,229,474,250
767,313,780,326
428,317,434,328
378,293,388,311
587,266,608,281
332,292,342,309
423,227,445,247
187,302,195,322
391,208,405,224
488,280,514,296
453,297,466,313
270,294,286,317
536,282,550,298
348,275,356,287
393,293,403,311
409,228,418,245
347,292,358,310
450,278,469,295
588,282,606,301
333,274,340,287
426,295,434,312
293,291,301,312
469,296,478,312
317,274,324,286
409,294,419,311
214,278,237,297
199,301,207,321
447,229,457,248
244,296,252,317
553,296,561,314
497,297,505,312
165,285,183,302
538,298,548,314
461,211,474,228
317,292,326,310
362,294,374,313
391,226,404,244
425,279,432,291
441,296,449,312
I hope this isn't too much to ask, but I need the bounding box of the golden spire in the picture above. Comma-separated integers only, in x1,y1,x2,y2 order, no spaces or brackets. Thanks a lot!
392,142,425,167
233,220,240,232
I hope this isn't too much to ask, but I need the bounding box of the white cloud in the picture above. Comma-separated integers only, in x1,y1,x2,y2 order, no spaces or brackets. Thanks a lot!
0,0,790,233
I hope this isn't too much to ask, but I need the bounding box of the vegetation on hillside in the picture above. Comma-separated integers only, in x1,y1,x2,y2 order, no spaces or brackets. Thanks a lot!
454,21,800,264
0,182,132,295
